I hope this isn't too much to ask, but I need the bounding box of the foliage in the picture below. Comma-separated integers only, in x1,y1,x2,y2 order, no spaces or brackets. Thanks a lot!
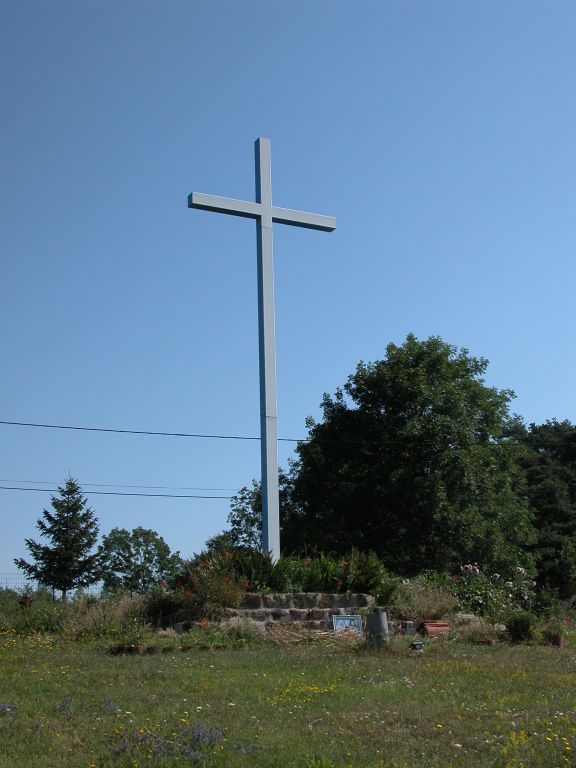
449,563,537,620
506,611,538,643
209,470,294,551
0,588,69,634
281,334,535,575
512,419,576,598
150,547,398,625
451,615,502,644
60,595,149,642
14,478,100,600
226,481,262,548
539,616,567,644
0,588,149,639
98,526,182,595
154,551,249,623
391,574,459,621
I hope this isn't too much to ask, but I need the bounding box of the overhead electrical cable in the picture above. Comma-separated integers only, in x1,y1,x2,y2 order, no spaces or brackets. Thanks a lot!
1,419,572,447
0,486,231,499
0,479,237,492
0,419,265,441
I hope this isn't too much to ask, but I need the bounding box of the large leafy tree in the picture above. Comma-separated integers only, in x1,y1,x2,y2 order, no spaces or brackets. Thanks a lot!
15,478,100,600
207,471,295,554
514,419,576,597
98,527,182,595
282,334,535,574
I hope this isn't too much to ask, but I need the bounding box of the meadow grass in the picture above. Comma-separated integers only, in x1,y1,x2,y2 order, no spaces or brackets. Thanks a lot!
0,630,574,767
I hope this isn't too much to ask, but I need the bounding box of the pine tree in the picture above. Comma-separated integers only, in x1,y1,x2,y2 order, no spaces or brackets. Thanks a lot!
15,477,101,600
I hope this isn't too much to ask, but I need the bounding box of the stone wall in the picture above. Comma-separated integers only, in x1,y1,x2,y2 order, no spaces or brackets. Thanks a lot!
224,592,375,630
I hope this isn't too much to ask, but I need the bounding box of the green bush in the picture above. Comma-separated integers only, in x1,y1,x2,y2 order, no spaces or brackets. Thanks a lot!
0,589,70,634
342,548,400,602
506,611,537,643
268,555,304,592
391,575,458,621
60,595,149,641
419,564,537,621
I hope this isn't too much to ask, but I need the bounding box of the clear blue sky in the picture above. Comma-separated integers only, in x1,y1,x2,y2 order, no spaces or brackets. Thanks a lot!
1,1,574,575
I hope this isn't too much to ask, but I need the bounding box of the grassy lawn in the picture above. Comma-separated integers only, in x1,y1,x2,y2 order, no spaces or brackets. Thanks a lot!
0,631,574,768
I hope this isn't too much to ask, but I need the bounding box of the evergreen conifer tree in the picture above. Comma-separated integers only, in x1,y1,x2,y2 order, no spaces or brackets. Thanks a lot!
15,477,100,600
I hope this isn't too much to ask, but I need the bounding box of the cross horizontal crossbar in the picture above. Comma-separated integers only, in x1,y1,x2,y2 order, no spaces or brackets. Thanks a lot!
188,192,336,232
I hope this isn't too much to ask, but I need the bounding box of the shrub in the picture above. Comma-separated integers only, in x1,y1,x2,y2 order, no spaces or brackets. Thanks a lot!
451,614,501,644
60,594,149,641
0,589,70,634
539,617,566,645
445,564,537,620
392,576,458,621
506,611,537,643
268,556,304,592
342,549,400,603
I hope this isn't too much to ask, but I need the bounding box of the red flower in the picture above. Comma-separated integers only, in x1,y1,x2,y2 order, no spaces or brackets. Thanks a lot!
199,616,207,626
342,560,350,568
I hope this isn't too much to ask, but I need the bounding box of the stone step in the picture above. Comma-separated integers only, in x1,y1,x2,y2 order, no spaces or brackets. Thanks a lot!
225,606,353,623
238,592,374,610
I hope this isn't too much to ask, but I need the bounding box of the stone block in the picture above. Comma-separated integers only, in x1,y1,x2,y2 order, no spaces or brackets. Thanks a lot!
263,593,288,608
239,609,271,622
318,594,339,609
310,608,330,621
239,593,263,609
271,608,291,621
350,593,374,607
293,593,318,608
289,609,310,620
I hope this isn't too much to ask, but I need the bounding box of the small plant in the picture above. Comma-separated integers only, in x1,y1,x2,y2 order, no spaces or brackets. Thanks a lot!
506,611,537,643
392,575,458,621
539,617,566,645
451,615,501,644
448,563,537,620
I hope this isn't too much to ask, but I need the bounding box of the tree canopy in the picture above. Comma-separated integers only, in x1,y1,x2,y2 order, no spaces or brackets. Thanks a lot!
514,419,576,597
280,334,535,574
98,526,182,595
14,478,100,600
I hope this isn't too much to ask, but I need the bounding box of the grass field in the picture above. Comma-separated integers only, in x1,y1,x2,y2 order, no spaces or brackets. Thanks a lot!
0,630,574,768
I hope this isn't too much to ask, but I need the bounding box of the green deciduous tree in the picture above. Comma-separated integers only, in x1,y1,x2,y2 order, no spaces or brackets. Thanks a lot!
514,419,576,597
98,527,182,595
282,334,535,575
14,478,100,600
207,472,294,553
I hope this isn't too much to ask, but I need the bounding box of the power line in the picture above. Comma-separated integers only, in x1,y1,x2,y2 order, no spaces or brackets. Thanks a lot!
1,418,574,448
0,479,237,492
0,486,231,499
0,419,278,441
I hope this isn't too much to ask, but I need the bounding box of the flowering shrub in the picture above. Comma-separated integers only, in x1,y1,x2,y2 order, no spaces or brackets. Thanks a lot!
157,554,246,622
451,563,536,620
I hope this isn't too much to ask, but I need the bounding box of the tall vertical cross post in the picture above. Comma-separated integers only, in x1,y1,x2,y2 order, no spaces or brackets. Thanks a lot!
188,138,336,561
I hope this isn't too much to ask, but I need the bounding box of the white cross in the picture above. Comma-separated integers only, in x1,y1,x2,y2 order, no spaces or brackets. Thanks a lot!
188,138,336,561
